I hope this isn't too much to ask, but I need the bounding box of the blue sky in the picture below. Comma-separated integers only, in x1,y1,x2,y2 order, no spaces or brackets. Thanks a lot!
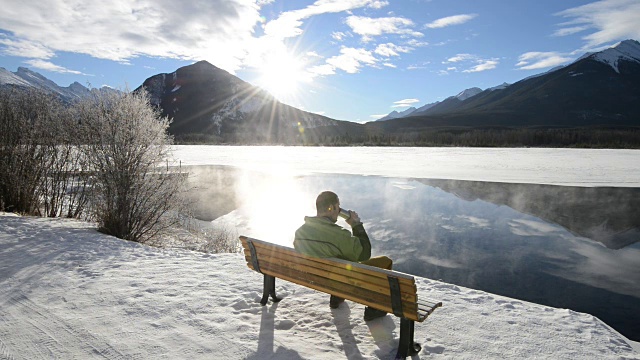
1,0,639,123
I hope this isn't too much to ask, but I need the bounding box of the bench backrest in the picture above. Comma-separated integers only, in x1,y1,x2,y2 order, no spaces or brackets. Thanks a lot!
240,236,435,322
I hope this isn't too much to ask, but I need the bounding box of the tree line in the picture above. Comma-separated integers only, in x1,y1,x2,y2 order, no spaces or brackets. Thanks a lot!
298,127,640,148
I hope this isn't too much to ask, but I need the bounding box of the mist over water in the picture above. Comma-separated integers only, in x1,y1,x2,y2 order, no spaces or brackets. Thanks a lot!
183,163,640,341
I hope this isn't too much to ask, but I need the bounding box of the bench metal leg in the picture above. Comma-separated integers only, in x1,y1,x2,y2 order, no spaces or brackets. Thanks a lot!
260,275,282,306
396,318,421,359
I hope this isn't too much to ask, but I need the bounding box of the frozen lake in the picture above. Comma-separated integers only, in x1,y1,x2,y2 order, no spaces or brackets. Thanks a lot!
173,145,640,187
173,146,640,341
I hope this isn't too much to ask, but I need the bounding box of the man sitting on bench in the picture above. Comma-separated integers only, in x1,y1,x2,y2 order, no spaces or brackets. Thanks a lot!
294,190,393,321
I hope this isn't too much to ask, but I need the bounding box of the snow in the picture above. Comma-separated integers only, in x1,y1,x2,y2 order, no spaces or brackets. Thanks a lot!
172,146,640,187
454,87,482,101
592,39,640,73
1,212,639,359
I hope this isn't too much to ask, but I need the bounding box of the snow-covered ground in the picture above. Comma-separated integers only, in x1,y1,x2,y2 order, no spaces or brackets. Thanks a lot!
1,213,639,359
172,146,640,187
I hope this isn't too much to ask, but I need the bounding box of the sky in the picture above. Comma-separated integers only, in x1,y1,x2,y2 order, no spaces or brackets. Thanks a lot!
1,0,640,123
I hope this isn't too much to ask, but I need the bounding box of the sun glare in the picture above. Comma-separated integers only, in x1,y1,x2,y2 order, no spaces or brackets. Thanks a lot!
258,51,306,101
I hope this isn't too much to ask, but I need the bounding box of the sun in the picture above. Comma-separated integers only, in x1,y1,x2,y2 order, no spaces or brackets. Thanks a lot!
258,50,306,101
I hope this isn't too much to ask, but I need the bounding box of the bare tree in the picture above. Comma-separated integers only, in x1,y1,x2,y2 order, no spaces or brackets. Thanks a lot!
76,89,187,243
0,87,65,214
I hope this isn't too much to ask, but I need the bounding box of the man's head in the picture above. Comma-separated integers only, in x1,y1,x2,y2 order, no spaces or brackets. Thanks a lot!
316,191,340,222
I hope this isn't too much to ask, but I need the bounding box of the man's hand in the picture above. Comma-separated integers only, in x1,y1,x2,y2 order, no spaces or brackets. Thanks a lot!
345,211,362,227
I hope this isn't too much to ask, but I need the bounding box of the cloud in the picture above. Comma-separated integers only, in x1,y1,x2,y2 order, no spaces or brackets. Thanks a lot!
462,59,498,73
331,31,349,41
552,26,589,37
425,14,477,29
374,43,412,57
445,54,475,63
383,62,396,68
407,61,429,70
406,39,430,47
516,52,573,70
393,98,420,107
444,53,498,73
555,0,640,48
0,37,55,59
264,0,388,39
0,0,263,73
326,46,377,73
308,64,336,76
345,16,423,42
24,59,90,75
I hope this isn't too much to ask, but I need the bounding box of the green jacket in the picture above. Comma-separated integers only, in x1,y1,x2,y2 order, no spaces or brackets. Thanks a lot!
293,216,371,262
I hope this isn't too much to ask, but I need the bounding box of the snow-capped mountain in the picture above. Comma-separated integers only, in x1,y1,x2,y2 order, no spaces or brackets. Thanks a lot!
0,67,120,102
376,106,416,121
590,39,640,73
410,87,483,117
370,39,640,130
137,61,368,143
377,87,482,122
455,87,482,101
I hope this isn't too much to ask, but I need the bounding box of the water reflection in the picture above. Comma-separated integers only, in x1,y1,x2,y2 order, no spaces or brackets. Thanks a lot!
185,166,640,341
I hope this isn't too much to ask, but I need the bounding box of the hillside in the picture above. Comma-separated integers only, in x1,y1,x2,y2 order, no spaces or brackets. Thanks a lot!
136,61,375,144
372,40,640,133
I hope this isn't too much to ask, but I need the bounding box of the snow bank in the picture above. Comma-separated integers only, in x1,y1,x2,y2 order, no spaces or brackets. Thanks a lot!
1,213,638,359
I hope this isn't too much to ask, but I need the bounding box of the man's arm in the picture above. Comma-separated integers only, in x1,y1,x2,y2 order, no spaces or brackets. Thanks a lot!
351,223,371,261
346,211,371,261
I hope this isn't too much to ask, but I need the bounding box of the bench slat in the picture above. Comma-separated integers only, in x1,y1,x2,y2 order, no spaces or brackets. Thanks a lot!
242,251,418,302
246,261,423,321
243,256,417,303
240,236,442,323
242,238,417,287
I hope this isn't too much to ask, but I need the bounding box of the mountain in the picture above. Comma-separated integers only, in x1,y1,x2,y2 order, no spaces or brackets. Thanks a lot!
376,87,482,122
371,39,640,132
411,87,483,117
376,106,416,121
136,61,372,143
0,67,118,102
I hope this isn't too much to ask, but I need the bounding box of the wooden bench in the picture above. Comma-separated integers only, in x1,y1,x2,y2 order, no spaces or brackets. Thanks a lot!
240,236,442,359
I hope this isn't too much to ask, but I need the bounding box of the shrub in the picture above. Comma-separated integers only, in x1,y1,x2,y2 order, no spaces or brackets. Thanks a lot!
76,89,187,243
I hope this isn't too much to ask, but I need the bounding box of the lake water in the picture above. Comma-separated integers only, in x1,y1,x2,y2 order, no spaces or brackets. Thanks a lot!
175,146,640,341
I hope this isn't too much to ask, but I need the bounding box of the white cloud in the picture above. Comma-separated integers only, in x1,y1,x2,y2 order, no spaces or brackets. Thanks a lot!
345,16,423,42
406,39,430,47
555,0,640,48
0,37,55,59
383,62,396,68
425,14,477,29
24,59,89,75
393,98,420,106
308,64,336,76
444,54,499,73
445,54,475,63
462,59,498,73
0,0,263,73
552,26,589,37
374,43,412,57
264,0,388,39
516,52,573,70
326,46,377,73
331,31,348,41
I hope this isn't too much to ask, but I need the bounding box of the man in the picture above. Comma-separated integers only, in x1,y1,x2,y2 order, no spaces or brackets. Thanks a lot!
294,191,392,321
